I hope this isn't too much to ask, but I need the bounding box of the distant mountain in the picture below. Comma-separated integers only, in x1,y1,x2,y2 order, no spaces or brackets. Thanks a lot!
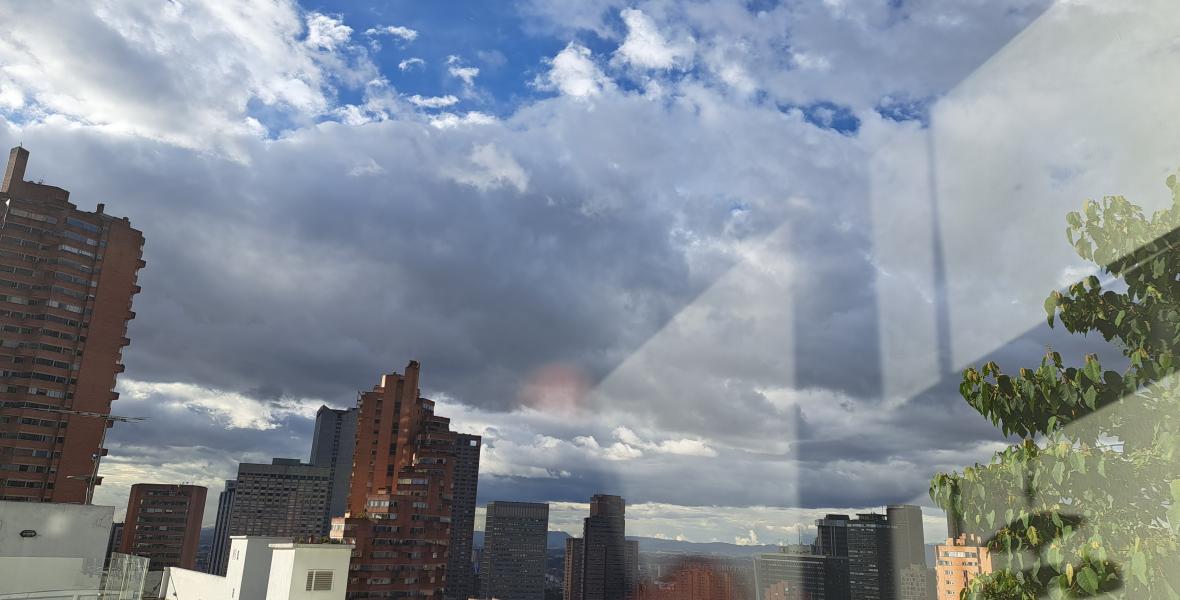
474,531,781,557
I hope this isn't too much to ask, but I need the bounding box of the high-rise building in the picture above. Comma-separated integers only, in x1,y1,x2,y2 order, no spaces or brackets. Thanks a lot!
933,534,991,599
0,146,145,504
581,494,628,600
753,547,849,600
886,505,925,570
564,537,584,600
330,361,480,599
227,458,331,540
207,479,236,575
625,539,639,595
310,405,357,534
105,521,124,567
480,501,549,600
898,565,936,600
815,514,850,558
887,505,926,599
119,483,206,570
447,432,482,600
848,514,894,600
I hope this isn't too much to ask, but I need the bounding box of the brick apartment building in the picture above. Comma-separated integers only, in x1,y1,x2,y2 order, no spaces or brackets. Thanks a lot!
0,146,145,503
120,483,207,570
330,361,481,598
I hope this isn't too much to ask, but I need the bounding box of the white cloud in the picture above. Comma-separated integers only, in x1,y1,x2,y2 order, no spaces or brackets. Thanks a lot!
364,24,418,42
119,379,321,430
443,142,529,193
398,57,425,71
0,2,378,156
614,8,694,70
304,12,352,51
428,111,496,129
536,42,612,98
447,55,481,86
408,94,459,109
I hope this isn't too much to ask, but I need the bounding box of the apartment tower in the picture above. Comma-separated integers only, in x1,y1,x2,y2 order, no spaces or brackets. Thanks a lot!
119,483,206,570
933,534,991,599
480,501,549,600
0,146,145,503
227,459,331,539
330,361,481,599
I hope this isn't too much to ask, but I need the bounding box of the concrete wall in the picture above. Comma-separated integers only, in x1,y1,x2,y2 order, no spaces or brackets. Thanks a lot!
226,536,290,600
161,568,227,600
265,543,353,600
0,501,113,596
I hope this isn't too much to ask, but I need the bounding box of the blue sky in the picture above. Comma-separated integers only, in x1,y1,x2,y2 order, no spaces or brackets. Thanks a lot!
1,0,1177,545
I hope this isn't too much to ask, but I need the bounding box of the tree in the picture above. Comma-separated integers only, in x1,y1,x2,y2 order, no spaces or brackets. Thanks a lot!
930,172,1180,599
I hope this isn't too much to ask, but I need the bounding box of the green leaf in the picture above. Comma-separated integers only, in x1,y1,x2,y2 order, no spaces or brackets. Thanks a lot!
1077,566,1099,594
1132,550,1148,585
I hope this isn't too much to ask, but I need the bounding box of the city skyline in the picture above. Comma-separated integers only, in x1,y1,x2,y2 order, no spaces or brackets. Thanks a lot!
1,0,1175,550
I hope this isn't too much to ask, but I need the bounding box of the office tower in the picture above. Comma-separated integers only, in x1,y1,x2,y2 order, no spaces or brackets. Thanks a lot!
310,405,357,534
933,534,991,599
480,501,549,600
119,483,207,570
753,547,849,600
815,514,850,557
105,521,124,567
897,565,936,600
207,479,236,575
228,458,331,540
447,432,482,600
0,146,145,504
886,505,925,569
581,494,627,600
625,539,639,594
848,514,894,600
330,361,480,599
564,538,584,600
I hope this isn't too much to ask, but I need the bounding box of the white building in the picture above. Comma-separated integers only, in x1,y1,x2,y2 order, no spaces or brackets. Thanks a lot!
159,536,353,600
0,500,115,598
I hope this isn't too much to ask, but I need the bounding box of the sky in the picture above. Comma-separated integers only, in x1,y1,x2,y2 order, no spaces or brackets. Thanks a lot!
2,0,1179,546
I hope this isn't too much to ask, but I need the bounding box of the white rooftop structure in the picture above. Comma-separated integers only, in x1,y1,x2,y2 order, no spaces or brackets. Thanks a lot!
160,536,353,600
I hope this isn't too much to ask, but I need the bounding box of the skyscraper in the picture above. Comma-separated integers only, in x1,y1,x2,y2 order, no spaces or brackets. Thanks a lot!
848,514,894,600
480,501,549,600
227,458,331,540
815,514,850,558
753,547,849,600
564,537,584,600
0,146,145,504
330,361,480,599
119,483,206,570
447,432,482,600
886,505,925,570
581,494,628,600
310,405,357,535
887,505,927,600
207,479,236,575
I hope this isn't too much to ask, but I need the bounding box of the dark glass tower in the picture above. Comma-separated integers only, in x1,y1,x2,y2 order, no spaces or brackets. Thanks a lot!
581,494,627,600
309,405,358,535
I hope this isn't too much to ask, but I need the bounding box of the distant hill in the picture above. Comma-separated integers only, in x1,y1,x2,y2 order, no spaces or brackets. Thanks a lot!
474,531,780,557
